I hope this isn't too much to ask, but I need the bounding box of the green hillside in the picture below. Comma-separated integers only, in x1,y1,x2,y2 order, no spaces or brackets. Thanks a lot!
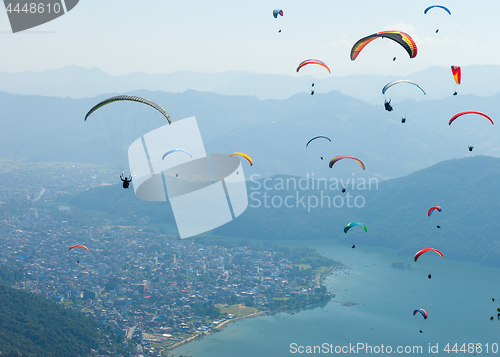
0,283,102,356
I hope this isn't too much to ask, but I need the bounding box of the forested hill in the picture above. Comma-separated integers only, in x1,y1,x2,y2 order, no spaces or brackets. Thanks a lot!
0,271,103,356
67,155,500,267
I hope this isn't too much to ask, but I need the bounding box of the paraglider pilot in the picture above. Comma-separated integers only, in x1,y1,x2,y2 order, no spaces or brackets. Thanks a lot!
401,117,406,124
120,174,132,189
468,146,474,152
453,91,458,96
311,90,315,95
384,99,393,112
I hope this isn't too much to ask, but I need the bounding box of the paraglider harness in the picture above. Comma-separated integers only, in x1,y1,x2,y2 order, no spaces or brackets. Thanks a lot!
468,146,474,152
384,99,393,112
120,174,132,189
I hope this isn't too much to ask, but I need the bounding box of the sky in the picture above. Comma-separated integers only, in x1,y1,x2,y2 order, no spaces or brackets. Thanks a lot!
1,1,500,77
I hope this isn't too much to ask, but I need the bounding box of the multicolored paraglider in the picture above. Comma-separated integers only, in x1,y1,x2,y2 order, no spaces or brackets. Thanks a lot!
351,31,417,61
344,222,367,234
230,152,253,166
85,95,172,124
162,149,192,160
428,206,442,228
428,206,442,217
382,80,426,95
413,308,428,319
296,59,330,74
451,66,461,85
273,9,283,33
414,248,443,262
329,156,365,170
296,60,330,95
451,66,461,95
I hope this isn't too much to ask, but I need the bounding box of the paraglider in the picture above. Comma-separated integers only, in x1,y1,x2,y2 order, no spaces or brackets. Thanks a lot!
296,59,330,74
449,111,493,126
162,149,193,160
428,207,442,229
428,206,442,217
414,248,444,262
296,60,329,95
344,222,367,234
351,31,417,61
383,80,425,122
85,95,172,184
120,174,132,189
273,9,283,33
273,9,283,18
451,66,461,85
69,245,89,264
330,156,365,193
424,5,451,33
451,66,461,95
84,95,172,124
306,136,331,147
230,152,253,166
329,156,365,170
449,111,493,151
424,5,451,15
384,99,393,112
69,245,89,252
413,308,428,319
382,80,426,95
306,136,331,160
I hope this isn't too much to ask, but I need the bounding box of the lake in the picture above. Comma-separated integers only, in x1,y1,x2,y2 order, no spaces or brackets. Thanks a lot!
171,239,500,356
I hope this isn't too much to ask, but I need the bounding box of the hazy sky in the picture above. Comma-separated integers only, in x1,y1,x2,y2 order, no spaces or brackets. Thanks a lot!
1,1,499,76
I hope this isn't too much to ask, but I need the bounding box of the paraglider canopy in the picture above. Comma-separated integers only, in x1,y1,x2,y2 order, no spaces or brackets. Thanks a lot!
413,309,428,319
449,111,494,126
344,222,367,234
162,149,192,160
382,80,426,95
69,244,89,252
84,95,172,124
428,206,442,217
329,155,365,170
350,31,417,61
230,152,253,166
273,9,283,18
296,59,331,73
451,66,461,85
306,136,331,147
414,248,443,262
424,5,451,15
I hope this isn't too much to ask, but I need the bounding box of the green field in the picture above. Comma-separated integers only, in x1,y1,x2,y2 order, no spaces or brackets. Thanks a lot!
216,304,258,317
